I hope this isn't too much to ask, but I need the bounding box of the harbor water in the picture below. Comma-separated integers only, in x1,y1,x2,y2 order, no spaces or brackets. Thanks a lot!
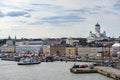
0,60,113,80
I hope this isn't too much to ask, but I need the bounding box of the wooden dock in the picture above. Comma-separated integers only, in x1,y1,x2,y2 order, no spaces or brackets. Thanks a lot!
95,66,120,80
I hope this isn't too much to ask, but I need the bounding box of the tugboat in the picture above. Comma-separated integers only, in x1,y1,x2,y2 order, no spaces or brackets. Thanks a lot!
18,56,40,65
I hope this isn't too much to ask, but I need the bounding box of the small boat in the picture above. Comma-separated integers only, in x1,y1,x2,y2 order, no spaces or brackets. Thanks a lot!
70,64,97,73
18,56,40,65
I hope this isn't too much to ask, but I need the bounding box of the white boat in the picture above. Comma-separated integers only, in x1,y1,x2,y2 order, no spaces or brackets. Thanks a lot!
18,56,40,65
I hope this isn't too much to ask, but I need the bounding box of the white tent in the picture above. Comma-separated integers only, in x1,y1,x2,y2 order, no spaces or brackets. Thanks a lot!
112,43,120,48
112,43,120,56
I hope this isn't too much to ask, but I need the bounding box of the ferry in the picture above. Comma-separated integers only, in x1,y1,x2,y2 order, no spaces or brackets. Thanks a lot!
18,56,40,65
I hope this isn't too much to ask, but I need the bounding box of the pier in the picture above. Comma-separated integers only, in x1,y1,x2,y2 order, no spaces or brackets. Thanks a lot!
70,66,120,80
96,66,120,80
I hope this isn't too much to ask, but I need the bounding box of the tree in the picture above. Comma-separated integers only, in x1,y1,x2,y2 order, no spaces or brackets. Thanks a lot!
61,40,66,45
88,41,95,47
79,38,87,46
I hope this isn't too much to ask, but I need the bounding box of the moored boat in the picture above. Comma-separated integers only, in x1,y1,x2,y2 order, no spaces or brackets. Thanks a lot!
18,56,40,65
70,64,97,73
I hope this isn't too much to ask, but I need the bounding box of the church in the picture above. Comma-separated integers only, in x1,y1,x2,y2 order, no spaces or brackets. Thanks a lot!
87,23,108,42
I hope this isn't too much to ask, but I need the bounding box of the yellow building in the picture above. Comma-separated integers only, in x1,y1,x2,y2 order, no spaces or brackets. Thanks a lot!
66,47,78,56
0,45,15,53
50,45,66,56
6,40,14,46
50,45,78,56
43,46,50,55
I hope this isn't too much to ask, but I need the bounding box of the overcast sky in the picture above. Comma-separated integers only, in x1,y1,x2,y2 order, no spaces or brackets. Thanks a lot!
0,0,120,39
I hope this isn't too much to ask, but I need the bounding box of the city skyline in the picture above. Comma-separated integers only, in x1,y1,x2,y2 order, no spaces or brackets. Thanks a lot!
0,0,120,39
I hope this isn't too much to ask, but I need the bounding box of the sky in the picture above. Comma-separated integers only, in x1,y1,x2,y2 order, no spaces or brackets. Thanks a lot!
0,0,120,39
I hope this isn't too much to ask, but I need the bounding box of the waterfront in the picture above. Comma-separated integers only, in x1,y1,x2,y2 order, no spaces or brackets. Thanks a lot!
0,60,113,80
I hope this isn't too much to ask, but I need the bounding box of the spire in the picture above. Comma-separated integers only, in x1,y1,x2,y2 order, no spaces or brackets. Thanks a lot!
8,35,11,40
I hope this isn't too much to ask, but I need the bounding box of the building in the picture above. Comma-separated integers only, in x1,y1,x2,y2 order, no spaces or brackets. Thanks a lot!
0,45,15,53
66,38,79,46
78,47,97,57
87,23,108,42
16,45,43,54
50,45,66,56
43,38,61,45
28,41,43,45
6,40,14,46
0,37,15,53
50,45,78,56
66,47,78,56
15,40,29,45
15,39,43,45
43,45,50,55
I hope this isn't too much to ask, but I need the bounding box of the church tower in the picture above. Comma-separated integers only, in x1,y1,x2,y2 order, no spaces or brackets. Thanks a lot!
87,22,108,42
95,22,100,34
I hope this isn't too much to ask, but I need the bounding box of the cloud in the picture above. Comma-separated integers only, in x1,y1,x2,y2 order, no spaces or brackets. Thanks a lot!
25,9,35,12
31,3,64,11
66,8,91,15
6,11,30,17
114,0,120,9
19,20,27,23
24,14,31,18
65,5,106,15
0,11,4,17
29,15,86,25
0,0,120,38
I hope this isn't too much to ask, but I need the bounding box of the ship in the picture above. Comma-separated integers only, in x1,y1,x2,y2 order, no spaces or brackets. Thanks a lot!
18,56,40,65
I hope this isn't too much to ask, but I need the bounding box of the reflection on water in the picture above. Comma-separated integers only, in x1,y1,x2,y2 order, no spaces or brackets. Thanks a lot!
0,60,113,80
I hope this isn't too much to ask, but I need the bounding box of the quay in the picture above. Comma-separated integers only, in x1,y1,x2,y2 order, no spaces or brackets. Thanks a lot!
1,57,15,61
70,66,120,80
70,68,98,73
96,66,120,80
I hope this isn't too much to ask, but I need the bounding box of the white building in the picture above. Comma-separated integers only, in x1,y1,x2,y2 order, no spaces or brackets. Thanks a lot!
16,45,44,54
15,39,45,55
15,40,43,45
66,38,79,46
87,23,108,42
28,41,43,45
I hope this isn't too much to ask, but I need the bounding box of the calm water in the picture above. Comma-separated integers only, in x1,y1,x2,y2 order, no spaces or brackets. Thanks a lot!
0,59,113,80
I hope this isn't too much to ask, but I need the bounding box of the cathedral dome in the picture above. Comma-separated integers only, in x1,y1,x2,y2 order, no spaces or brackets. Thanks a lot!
95,23,100,27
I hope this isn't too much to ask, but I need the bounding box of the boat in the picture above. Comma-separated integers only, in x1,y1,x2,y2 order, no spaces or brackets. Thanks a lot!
14,56,22,61
18,56,40,65
70,64,98,73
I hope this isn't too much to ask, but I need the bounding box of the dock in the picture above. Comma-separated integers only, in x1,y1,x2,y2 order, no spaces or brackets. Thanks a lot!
70,68,98,73
70,66,120,80
96,66,120,80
